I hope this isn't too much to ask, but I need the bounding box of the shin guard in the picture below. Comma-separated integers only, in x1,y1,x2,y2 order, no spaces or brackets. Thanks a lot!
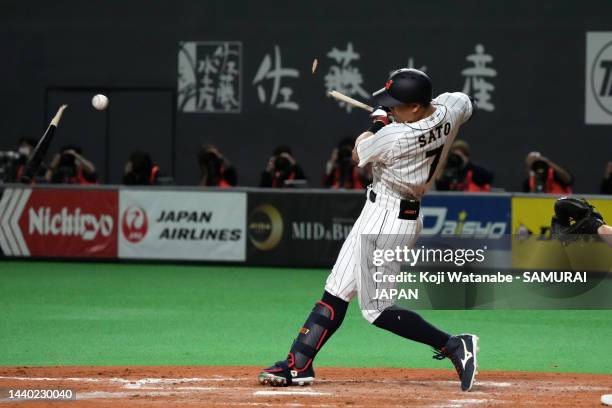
288,291,348,371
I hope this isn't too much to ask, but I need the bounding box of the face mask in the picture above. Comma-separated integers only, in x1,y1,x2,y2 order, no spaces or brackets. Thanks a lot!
18,146,31,156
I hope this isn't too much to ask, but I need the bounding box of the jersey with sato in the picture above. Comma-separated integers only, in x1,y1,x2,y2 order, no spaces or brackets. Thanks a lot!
356,92,473,200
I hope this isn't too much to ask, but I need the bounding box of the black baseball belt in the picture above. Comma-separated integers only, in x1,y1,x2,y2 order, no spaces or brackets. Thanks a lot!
368,190,420,221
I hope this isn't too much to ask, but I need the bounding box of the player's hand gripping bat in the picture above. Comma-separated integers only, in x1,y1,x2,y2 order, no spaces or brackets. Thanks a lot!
20,104,68,184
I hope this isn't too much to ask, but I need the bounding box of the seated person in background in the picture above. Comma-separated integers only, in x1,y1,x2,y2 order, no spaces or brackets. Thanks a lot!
16,137,37,173
198,144,237,187
17,137,37,157
522,151,572,194
436,140,493,192
260,145,307,188
1,136,38,182
123,151,161,185
45,145,97,184
323,138,370,189
601,161,612,195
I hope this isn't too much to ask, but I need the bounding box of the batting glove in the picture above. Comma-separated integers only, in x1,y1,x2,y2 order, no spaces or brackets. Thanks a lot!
370,105,391,125
368,105,390,133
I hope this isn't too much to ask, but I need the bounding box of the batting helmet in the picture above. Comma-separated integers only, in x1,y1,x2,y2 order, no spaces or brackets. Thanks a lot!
372,68,432,107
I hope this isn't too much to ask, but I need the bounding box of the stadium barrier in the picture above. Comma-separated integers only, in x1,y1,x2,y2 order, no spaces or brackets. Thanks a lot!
0,184,609,267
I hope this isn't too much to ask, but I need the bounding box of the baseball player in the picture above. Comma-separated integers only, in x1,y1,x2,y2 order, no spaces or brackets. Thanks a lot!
258,68,479,391
551,196,612,247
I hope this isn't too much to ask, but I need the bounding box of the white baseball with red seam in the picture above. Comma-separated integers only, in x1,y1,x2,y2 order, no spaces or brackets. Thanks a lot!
92,94,109,111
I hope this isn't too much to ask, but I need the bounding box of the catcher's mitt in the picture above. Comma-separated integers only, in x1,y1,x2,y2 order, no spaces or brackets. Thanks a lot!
550,197,604,239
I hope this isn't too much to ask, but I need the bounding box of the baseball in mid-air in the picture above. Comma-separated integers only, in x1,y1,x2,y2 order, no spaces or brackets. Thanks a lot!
92,94,109,111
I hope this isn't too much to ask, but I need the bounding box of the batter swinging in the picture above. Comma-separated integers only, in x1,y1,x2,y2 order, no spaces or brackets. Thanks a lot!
258,68,480,392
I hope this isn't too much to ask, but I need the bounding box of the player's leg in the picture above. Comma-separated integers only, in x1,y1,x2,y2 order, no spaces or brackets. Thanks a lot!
258,290,349,386
357,215,479,391
366,219,451,348
258,202,369,386
372,301,480,392
377,316,480,392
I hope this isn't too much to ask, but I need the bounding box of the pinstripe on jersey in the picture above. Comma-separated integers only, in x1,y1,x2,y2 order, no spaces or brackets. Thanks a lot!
357,92,473,201
324,92,473,323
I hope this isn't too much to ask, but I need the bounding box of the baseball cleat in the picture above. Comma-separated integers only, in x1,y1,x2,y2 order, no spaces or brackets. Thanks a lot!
258,360,315,387
433,334,479,392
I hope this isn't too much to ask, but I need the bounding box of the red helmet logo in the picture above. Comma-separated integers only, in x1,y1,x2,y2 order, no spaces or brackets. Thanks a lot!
385,80,393,90
122,206,148,243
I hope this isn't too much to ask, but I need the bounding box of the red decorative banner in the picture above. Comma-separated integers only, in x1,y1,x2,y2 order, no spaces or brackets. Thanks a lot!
0,188,118,258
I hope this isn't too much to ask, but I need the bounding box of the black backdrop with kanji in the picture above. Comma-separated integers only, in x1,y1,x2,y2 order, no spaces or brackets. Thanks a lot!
0,0,610,193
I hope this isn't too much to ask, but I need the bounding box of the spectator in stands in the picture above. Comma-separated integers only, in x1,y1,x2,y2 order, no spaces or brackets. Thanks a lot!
260,145,307,188
17,137,36,159
324,138,370,189
601,160,612,194
45,145,97,184
123,151,161,185
198,144,237,187
436,140,493,192
522,151,573,194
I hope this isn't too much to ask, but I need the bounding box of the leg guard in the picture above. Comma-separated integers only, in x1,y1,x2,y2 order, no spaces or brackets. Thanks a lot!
288,291,348,371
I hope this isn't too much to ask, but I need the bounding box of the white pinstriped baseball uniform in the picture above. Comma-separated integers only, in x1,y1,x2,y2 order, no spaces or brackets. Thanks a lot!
324,92,474,323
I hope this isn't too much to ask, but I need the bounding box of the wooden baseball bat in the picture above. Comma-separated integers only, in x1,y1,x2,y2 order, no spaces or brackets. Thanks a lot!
327,90,373,112
20,104,68,183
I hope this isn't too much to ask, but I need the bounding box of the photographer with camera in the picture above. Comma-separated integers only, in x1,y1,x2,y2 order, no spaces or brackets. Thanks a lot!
260,145,307,188
15,137,37,179
197,144,237,187
45,145,97,184
123,151,159,185
435,140,493,192
324,138,370,189
522,151,572,194
0,137,38,183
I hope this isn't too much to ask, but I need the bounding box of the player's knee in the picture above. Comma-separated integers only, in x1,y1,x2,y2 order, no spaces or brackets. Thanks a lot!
360,308,382,324
323,283,353,302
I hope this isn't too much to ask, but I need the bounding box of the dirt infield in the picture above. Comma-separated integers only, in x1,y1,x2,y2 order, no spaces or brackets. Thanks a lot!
0,366,610,407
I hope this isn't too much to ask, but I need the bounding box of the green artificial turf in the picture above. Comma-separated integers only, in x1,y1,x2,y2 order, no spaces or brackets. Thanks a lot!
0,261,610,374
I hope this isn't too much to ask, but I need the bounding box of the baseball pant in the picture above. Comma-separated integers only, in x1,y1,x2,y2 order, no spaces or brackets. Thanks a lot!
325,190,422,323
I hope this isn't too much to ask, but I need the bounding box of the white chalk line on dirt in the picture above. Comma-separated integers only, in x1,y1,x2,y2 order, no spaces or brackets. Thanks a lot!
122,377,245,384
254,390,332,397
175,386,219,391
76,391,177,400
475,381,512,387
213,404,334,407
431,399,494,408
448,399,490,404
0,376,107,383
1,375,608,395
532,384,611,392
0,376,247,383
317,379,512,388
122,384,220,391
